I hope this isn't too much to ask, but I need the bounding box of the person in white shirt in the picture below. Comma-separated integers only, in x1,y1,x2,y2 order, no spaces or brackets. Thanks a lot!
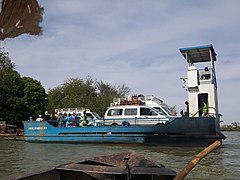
36,115,43,122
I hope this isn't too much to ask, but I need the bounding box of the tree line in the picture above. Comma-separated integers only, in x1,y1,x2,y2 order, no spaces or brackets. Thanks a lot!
0,48,130,126
221,122,240,131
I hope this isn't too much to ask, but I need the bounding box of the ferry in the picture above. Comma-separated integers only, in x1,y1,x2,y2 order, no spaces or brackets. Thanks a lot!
23,44,226,146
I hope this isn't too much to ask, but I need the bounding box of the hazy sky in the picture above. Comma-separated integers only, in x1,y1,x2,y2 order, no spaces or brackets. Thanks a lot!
2,0,240,125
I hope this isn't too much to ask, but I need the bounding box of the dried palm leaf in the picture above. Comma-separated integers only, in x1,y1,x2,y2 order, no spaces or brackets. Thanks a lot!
0,0,44,40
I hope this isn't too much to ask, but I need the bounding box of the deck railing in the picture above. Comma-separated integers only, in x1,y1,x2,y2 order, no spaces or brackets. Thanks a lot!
191,106,217,118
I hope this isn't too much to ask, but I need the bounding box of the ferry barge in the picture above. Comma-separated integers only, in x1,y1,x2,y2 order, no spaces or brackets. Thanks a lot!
23,44,226,146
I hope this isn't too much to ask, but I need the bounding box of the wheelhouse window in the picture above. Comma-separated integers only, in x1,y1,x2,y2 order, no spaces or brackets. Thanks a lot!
107,109,123,116
124,108,137,116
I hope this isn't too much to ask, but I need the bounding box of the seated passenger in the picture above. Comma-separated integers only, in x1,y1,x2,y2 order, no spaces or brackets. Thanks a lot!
65,113,72,127
71,112,78,126
58,113,65,127
80,119,87,127
36,115,43,122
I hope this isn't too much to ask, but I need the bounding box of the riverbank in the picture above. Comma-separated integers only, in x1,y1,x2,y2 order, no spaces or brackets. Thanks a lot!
0,133,24,141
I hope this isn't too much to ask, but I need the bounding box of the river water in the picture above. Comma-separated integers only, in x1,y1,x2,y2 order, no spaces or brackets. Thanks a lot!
0,131,239,180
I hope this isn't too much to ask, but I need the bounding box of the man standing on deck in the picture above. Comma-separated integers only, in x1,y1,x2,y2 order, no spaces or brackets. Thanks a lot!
80,111,88,126
203,101,208,116
185,101,189,117
200,99,208,116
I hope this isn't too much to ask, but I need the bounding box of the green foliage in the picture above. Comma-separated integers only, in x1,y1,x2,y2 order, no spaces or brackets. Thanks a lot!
0,49,47,125
0,48,16,70
0,70,24,123
47,77,130,116
22,77,47,118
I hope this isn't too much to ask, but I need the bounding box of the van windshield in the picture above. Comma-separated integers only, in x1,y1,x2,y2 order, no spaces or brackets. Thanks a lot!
92,112,102,119
153,107,167,116
161,105,175,116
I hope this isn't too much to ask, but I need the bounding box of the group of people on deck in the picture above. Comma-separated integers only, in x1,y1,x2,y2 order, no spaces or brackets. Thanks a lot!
29,111,89,127
58,111,88,127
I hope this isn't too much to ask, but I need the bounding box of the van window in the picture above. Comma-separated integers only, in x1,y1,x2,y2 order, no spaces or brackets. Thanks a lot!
107,109,123,116
140,107,158,116
124,108,137,116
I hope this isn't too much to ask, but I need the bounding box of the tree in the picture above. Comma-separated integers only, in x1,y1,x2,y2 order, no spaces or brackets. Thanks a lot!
22,77,47,119
0,48,47,125
0,48,16,70
231,122,240,128
47,77,97,112
0,69,24,123
93,80,130,115
47,77,131,116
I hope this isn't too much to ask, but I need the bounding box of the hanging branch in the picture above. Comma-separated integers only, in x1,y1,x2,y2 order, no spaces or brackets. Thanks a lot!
0,0,44,40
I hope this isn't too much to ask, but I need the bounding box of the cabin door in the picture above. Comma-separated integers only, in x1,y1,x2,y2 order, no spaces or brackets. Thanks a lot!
198,93,208,117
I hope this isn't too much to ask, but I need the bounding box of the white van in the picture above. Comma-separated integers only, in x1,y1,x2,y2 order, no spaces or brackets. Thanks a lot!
104,105,172,126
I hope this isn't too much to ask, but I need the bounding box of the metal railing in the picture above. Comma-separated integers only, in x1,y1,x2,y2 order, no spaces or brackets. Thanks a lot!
191,106,217,118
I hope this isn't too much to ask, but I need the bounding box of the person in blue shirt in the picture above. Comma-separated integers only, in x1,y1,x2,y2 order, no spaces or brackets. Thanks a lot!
65,113,72,127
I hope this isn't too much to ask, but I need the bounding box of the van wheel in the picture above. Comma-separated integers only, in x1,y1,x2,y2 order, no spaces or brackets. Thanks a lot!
111,123,119,126
122,121,130,126
155,123,164,126
96,122,103,127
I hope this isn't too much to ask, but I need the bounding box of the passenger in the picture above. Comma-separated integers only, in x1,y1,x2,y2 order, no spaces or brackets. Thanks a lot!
180,110,185,117
51,112,56,120
63,112,67,127
71,112,77,126
185,101,189,117
74,113,80,126
36,115,43,122
63,112,67,118
65,113,72,127
28,116,33,121
58,113,64,127
80,111,88,127
55,112,59,120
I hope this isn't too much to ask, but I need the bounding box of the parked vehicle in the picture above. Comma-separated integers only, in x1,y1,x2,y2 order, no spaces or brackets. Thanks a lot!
104,105,172,126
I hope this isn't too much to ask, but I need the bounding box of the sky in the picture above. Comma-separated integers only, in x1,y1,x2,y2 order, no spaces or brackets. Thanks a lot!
2,0,240,125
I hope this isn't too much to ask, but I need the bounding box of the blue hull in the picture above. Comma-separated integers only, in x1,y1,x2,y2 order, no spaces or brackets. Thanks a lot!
24,117,225,146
